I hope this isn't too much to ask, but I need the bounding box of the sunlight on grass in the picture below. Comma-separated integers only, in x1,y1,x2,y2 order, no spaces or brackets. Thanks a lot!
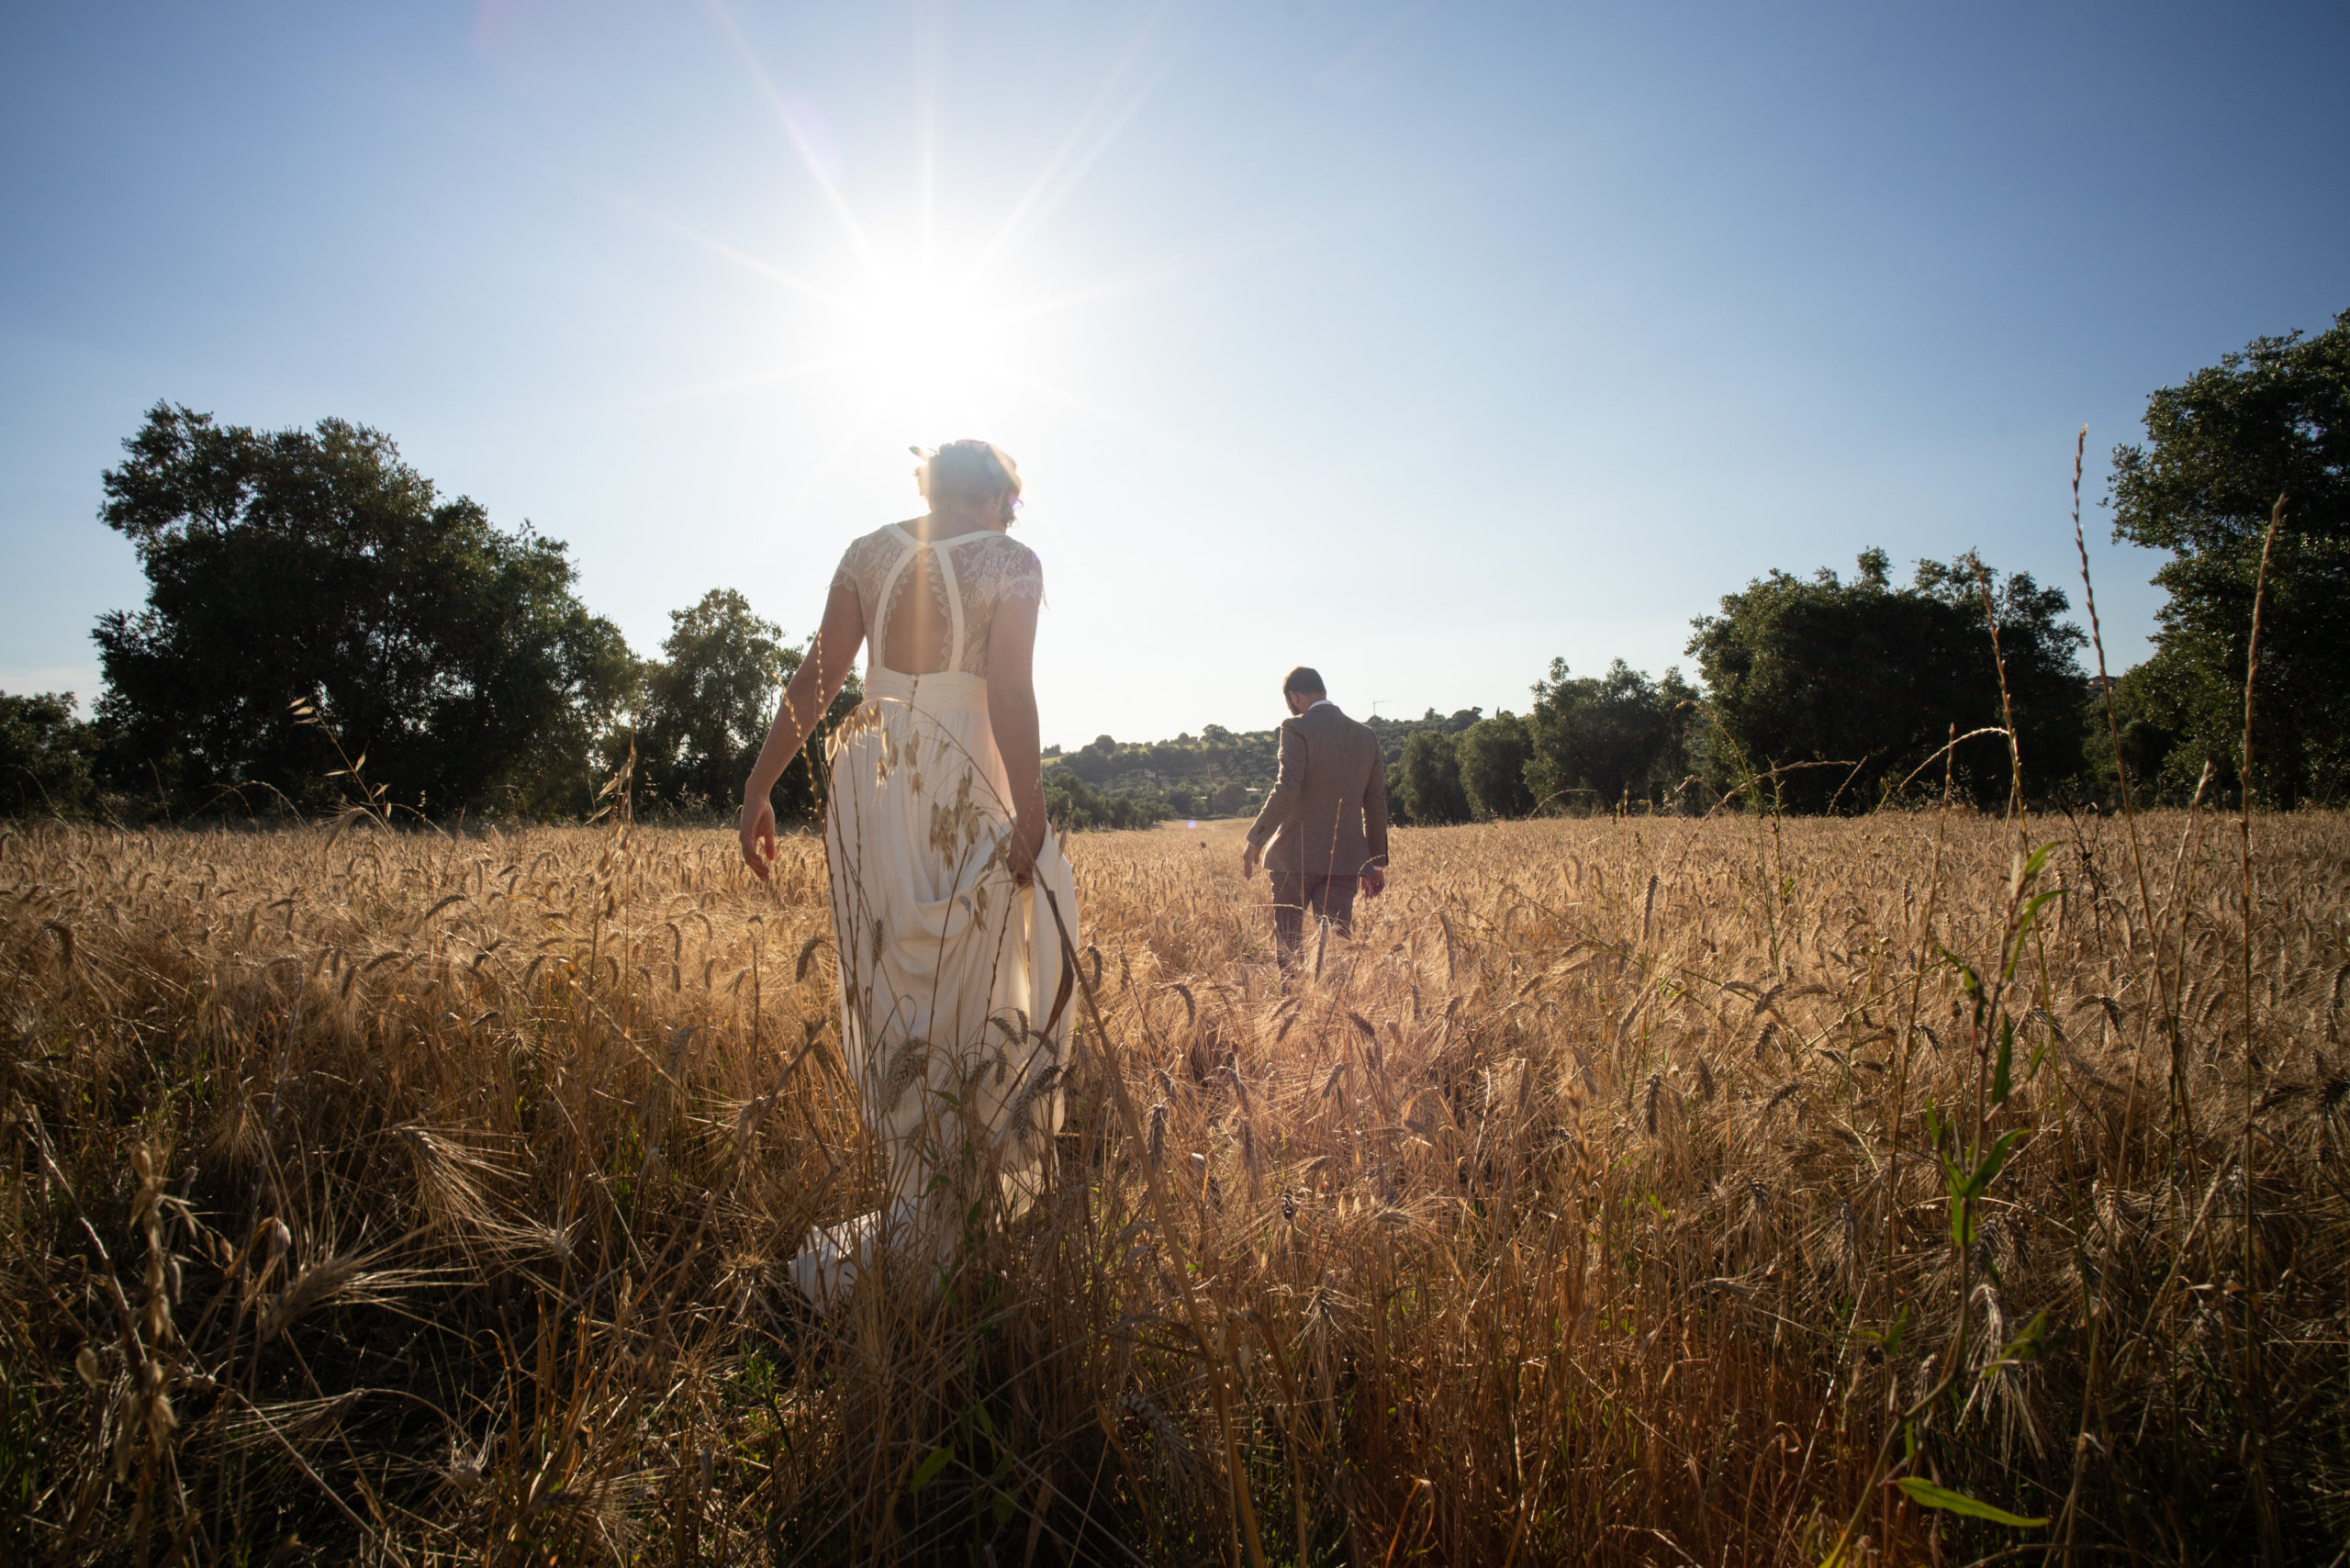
2,808,2344,1561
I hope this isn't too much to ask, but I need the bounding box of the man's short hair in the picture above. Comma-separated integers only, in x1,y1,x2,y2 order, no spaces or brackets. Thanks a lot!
1281,666,1326,698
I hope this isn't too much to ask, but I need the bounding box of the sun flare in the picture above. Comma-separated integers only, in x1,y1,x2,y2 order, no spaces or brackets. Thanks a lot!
838,266,1013,410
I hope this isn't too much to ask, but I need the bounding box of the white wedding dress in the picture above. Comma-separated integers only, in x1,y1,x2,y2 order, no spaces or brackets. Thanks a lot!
789,522,1080,1309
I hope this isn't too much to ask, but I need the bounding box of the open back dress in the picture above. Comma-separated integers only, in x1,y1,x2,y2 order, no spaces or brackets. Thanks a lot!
789,521,1080,1307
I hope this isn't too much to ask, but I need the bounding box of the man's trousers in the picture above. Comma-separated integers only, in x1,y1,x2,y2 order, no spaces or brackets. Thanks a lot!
1270,870,1359,964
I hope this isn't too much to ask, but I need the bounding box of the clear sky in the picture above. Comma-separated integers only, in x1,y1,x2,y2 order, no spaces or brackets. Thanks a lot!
5,1,2344,749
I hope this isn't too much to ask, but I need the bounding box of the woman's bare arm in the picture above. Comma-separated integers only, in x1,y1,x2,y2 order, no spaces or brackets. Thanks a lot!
984,594,1047,886
739,579,865,878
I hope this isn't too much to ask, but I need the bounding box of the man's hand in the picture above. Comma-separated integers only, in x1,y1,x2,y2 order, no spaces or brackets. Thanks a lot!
739,793,778,879
1361,868,1386,899
1240,839,1262,880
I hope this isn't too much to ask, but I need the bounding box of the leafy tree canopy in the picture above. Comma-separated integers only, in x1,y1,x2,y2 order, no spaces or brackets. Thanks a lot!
1526,659,1698,814
631,588,857,822
2107,308,2348,804
1043,769,1169,831
1,691,98,816
1686,549,2087,812
95,403,632,817
1394,729,1471,825
1455,711,1534,821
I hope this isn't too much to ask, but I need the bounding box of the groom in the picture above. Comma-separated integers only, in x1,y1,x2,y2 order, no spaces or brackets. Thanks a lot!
1240,666,1391,964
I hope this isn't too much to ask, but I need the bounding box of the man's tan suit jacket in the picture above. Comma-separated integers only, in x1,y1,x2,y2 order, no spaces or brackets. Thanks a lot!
1246,701,1392,879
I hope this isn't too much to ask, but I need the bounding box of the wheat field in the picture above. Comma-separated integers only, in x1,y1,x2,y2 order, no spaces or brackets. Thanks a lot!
2,806,2346,1565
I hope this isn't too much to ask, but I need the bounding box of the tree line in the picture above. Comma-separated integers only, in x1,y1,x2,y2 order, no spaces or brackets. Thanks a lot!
1032,710,1484,826
1382,551,2085,825
1,405,852,827
4,308,2343,823
1058,308,2346,823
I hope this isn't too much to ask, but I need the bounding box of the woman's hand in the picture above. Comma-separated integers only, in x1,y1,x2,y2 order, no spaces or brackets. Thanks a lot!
983,593,1049,892
735,579,866,879
739,793,778,879
1007,810,1046,889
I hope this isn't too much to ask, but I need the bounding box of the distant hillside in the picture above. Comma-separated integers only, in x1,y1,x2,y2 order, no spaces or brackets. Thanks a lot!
1042,706,1487,823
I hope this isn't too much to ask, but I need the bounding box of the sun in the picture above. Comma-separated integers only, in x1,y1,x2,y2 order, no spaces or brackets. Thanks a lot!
839,265,1013,412
662,3,1210,489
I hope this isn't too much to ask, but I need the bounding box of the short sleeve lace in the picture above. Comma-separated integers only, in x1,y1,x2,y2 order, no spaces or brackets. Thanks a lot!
831,531,901,606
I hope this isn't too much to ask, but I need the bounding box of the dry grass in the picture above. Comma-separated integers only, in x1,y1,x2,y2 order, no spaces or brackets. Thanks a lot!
3,806,2347,1564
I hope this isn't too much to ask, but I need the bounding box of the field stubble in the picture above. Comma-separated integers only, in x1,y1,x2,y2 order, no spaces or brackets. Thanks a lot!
2,808,2347,1564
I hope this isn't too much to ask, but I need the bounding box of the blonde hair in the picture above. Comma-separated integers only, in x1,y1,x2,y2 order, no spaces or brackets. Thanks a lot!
912,440,1022,510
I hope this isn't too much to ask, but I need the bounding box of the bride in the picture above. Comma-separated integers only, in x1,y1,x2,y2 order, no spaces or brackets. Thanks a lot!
737,440,1080,1308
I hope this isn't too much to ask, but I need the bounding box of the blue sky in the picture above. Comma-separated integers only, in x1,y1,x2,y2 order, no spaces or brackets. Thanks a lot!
4,1,2344,748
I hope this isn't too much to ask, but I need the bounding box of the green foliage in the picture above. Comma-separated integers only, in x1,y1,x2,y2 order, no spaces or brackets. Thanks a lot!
1383,760,1412,823
1455,711,1535,820
1940,1126,2021,1249
1057,734,1126,785
1041,769,1169,831
1366,706,1484,764
1046,726,1278,818
1524,659,1698,813
2110,309,2350,559
2107,308,2350,806
2087,664,2188,802
93,403,632,818
0,692,98,817
629,588,857,823
1686,550,2087,811
1395,730,1470,824
637,589,789,809
1046,707,1485,824
1891,1477,2048,1529
907,1444,953,1492
1928,847,2052,1253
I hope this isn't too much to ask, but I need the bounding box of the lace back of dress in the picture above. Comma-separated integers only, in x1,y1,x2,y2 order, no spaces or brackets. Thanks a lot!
875,544,961,677
843,528,1039,682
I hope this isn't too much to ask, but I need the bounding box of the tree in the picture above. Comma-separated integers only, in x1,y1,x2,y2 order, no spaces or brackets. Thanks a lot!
1523,659,1697,813
1395,730,1470,824
2107,309,2349,805
1686,550,2087,812
1456,711,1535,820
94,403,633,816
1061,734,1121,784
2089,668,2182,804
0,691,97,816
1042,769,1169,831
632,588,856,821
